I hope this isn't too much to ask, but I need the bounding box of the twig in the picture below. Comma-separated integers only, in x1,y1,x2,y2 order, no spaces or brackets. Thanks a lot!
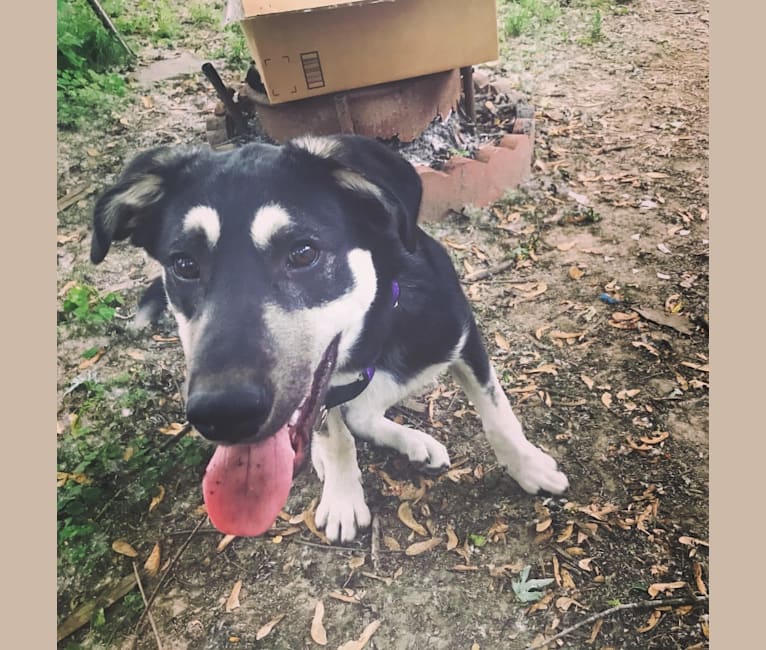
159,422,193,450
463,258,515,283
524,594,709,650
131,516,206,648
131,562,163,650
84,0,136,58
370,515,381,573
57,183,96,212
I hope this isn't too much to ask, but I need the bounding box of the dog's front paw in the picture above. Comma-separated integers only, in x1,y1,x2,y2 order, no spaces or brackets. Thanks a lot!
400,431,451,473
500,443,569,495
315,479,372,543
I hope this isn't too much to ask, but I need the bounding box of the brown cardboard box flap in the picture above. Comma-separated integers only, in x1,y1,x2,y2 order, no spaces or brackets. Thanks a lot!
240,0,391,17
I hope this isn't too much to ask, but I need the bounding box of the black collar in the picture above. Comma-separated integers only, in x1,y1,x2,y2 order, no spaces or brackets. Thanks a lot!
323,280,399,409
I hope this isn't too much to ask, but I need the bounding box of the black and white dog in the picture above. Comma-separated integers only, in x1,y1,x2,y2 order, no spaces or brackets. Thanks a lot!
91,135,568,543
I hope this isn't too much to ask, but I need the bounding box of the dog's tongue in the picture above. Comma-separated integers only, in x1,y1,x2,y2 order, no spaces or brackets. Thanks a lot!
202,426,294,537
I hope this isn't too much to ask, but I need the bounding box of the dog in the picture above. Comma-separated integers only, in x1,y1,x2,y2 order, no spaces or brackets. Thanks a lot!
91,135,568,543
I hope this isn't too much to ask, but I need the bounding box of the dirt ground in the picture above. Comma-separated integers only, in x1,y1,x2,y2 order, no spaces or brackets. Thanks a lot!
57,1,709,648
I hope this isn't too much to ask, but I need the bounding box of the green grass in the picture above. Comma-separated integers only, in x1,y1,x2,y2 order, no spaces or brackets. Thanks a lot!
501,0,562,38
57,0,131,128
58,371,207,593
208,22,252,70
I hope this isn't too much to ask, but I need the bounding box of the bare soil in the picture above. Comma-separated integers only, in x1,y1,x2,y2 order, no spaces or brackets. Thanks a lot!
57,1,709,648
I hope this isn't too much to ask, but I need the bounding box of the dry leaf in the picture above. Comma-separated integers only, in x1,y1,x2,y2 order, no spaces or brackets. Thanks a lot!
405,537,442,556
568,266,584,280
446,525,459,551
636,609,662,633
304,500,330,544
648,581,687,598
556,241,577,251
217,534,237,553
528,362,558,376
329,590,363,604
588,618,604,643
639,431,670,445
578,557,594,571
112,539,138,558
535,518,552,533
494,331,510,351
693,563,708,596
349,556,366,570
549,330,586,340
78,348,105,370
601,392,613,408
632,341,660,357
337,619,381,650
397,502,428,536
556,521,575,543
256,614,285,641
383,535,401,551
225,580,242,612
311,600,327,645
580,374,595,390
144,543,161,577
632,306,693,335
149,485,165,512
681,361,709,373
556,596,586,612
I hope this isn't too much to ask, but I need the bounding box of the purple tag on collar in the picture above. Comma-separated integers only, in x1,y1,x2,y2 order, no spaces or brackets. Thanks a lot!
391,280,400,307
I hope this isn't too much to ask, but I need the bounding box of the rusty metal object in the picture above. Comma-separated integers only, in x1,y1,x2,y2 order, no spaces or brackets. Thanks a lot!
460,66,475,123
201,62,248,136
237,69,461,143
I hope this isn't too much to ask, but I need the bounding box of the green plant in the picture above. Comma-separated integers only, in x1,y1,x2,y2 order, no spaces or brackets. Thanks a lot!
589,9,603,42
189,1,218,27
209,23,252,70
61,284,124,326
502,0,561,38
57,0,131,127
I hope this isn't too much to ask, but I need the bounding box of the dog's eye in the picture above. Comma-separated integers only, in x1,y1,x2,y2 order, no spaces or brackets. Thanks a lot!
287,243,319,268
171,254,200,280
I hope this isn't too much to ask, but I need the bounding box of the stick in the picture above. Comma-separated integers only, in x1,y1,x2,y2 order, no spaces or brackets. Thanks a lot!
84,0,136,59
463,259,515,283
132,562,163,650
370,515,381,573
57,183,96,212
57,574,138,642
131,516,206,648
524,594,709,650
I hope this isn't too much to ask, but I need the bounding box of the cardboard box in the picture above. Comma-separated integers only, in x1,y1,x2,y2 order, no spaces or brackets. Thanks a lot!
228,0,498,105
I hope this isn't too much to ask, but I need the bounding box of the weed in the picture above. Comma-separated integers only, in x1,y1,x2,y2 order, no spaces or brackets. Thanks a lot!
189,1,218,27
57,0,130,128
502,0,561,39
209,23,252,70
60,284,124,326
587,9,603,42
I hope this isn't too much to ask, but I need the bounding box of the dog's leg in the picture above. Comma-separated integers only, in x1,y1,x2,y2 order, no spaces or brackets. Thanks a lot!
451,324,569,494
312,408,372,542
342,371,451,473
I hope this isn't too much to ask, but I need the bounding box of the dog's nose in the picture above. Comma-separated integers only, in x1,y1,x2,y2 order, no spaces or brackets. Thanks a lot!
186,387,272,443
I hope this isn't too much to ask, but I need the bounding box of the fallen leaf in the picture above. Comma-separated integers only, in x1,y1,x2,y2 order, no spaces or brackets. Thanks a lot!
144,543,161,577
580,374,595,390
601,392,613,408
217,534,236,553
587,618,604,643
556,241,577,251
383,535,401,551
681,361,709,373
528,362,558,376
329,590,363,604
140,95,154,109
556,522,575,543
549,330,586,340
405,537,442,556
679,535,709,548
578,557,594,571
451,564,480,572
337,619,381,650
693,562,708,596
148,485,165,512
78,348,105,370
397,502,428,536
568,266,584,280
225,580,242,612
648,581,687,598
349,556,366,570
112,540,138,557
657,243,672,254
256,615,285,641
632,306,694,335
494,331,510,351
311,600,327,645
632,341,660,357
639,431,670,445
446,525,459,550
304,500,330,544
637,610,663,633
555,596,587,612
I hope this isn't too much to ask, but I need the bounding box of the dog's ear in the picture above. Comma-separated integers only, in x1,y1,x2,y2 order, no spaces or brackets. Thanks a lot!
90,146,199,263
288,135,421,252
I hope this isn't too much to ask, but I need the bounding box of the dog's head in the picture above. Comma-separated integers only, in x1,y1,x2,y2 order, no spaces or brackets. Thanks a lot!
91,135,421,535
